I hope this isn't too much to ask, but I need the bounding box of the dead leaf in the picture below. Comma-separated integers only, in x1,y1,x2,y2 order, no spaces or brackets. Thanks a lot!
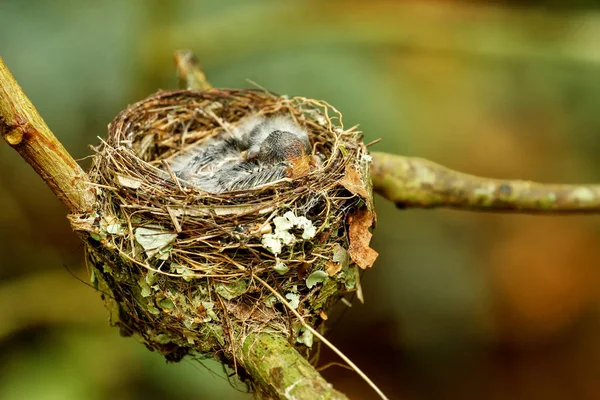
225,301,276,323
347,207,378,269
325,260,342,276
115,173,143,189
68,214,96,232
339,162,376,216
339,164,370,202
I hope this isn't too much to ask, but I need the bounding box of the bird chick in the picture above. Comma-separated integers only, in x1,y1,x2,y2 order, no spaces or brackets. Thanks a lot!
218,129,312,192
167,114,312,193
237,115,310,161
171,137,240,177
256,129,311,178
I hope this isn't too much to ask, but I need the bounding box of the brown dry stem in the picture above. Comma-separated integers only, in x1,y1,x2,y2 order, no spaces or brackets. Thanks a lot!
371,152,600,214
174,49,212,90
0,57,94,213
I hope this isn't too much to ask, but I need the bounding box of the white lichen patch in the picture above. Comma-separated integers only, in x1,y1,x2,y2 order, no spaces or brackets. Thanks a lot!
106,223,123,235
295,327,314,348
262,235,284,255
360,152,372,165
473,183,496,198
170,262,195,281
261,211,316,255
569,187,595,203
306,270,328,289
414,163,436,185
285,292,300,309
134,227,177,258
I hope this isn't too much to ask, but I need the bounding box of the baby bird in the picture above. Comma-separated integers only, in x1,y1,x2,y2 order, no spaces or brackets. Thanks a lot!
167,114,312,193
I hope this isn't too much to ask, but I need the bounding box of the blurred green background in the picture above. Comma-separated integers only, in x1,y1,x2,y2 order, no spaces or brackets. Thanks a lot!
2,1,600,399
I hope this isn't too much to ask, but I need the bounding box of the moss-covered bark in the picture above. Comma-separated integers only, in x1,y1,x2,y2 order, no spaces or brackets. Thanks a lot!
239,332,348,400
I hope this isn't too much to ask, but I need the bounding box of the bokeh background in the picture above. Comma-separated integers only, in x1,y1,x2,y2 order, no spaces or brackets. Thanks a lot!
2,1,600,399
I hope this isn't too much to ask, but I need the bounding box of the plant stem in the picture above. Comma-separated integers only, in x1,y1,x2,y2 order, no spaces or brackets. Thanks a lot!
174,49,212,90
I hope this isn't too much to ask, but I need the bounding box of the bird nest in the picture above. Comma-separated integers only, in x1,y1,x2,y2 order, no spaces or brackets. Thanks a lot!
72,88,377,368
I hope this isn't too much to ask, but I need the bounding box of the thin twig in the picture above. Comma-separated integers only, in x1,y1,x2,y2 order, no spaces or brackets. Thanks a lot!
371,152,600,214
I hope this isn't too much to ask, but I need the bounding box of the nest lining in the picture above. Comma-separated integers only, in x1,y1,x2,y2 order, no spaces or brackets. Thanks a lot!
79,88,375,365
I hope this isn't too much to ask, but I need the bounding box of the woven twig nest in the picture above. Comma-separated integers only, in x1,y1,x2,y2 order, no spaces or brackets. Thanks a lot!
74,88,377,368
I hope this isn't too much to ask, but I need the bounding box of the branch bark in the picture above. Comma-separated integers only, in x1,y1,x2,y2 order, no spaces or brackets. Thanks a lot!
371,152,600,214
239,333,348,400
0,57,94,213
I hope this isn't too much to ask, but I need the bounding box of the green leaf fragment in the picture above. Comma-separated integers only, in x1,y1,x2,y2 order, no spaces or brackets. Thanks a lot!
140,280,152,297
214,280,248,300
205,324,225,346
332,244,349,267
145,270,157,286
90,232,103,241
296,328,314,348
310,278,339,310
171,262,195,281
306,270,329,289
154,333,171,344
102,263,112,274
106,223,122,235
183,317,196,329
264,295,277,308
202,301,219,322
273,260,289,274
285,292,300,309
342,263,357,290
156,245,172,260
158,297,174,310
134,227,177,258
146,303,160,315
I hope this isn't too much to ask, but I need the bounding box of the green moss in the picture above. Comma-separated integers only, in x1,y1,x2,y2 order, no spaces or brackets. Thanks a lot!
214,279,248,300
240,333,347,399
310,279,339,310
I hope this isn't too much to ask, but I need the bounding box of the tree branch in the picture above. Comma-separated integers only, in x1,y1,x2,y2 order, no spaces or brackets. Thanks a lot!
239,333,348,400
0,57,94,213
371,152,600,214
